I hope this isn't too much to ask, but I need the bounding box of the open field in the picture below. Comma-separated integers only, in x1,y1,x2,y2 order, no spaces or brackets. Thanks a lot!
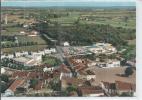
1,8,135,54
2,8,135,28
91,67,136,84
17,36,47,45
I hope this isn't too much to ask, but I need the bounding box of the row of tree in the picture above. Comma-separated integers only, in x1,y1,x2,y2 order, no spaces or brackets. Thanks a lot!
1,42,38,48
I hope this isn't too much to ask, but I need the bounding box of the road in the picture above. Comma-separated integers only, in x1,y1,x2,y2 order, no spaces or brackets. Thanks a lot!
42,33,73,67
55,46,64,63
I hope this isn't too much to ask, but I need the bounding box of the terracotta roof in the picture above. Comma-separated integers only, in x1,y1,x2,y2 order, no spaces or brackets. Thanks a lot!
12,71,29,79
60,64,71,73
78,86,104,95
28,72,40,79
74,64,87,72
62,77,85,87
115,81,136,91
8,79,25,92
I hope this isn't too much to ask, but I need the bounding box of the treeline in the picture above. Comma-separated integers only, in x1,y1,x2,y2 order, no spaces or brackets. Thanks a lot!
1,42,38,48
1,36,15,41
34,22,135,48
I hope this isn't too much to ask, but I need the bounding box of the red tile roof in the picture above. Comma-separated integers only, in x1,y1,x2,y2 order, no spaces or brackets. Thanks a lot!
115,81,136,91
12,71,29,79
62,77,85,86
8,79,25,92
60,64,71,73
78,86,104,95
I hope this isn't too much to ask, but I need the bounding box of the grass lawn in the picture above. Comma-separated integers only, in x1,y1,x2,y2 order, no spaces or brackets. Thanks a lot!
42,55,61,66
2,27,25,35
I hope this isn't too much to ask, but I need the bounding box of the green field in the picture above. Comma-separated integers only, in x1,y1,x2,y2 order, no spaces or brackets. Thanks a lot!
1,8,135,55
42,55,61,66
17,36,47,45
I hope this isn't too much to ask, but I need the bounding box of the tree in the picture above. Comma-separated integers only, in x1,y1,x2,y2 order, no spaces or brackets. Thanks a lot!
1,74,9,83
66,85,77,93
125,67,134,77
0,82,8,93
30,79,38,88
120,92,133,97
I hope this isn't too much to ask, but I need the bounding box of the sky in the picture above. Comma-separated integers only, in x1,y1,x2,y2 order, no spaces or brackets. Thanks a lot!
1,0,136,7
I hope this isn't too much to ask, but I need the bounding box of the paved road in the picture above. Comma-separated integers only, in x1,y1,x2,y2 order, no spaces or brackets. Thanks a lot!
42,33,73,67
56,46,64,63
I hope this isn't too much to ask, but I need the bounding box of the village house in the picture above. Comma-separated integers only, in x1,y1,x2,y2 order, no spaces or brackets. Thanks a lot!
60,77,85,91
59,64,72,80
100,81,136,96
63,41,70,46
4,79,25,96
20,31,26,35
28,30,39,37
77,86,104,97
44,48,56,54
78,70,96,81
115,81,136,96
1,54,14,59
100,81,117,96
97,59,120,68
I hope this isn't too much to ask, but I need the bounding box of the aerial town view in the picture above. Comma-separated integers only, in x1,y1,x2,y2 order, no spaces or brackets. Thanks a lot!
1,1,136,97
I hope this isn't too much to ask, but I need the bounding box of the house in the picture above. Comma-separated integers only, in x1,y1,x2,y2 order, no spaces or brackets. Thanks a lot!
11,71,29,79
5,79,25,96
20,31,26,35
115,81,136,96
100,81,117,96
87,60,96,67
126,60,136,67
1,55,6,59
77,86,104,96
43,67,54,72
44,48,56,54
23,24,29,28
63,42,70,46
2,54,14,59
28,31,39,37
97,59,120,68
59,64,72,80
1,68,6,74
106,60,120,68
78,70,96,81
61,77,85,91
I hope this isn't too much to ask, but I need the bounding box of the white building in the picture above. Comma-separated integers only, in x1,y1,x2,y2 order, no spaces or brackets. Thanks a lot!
1,68,6,74
44,48,56,54
43,67,54,72
88,43,117,55
97,59,120,68
107,60,120,68
63,42,70,46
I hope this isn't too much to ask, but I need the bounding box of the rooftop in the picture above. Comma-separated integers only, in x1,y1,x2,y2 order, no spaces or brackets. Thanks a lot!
8,79,25,92
115,81,136,91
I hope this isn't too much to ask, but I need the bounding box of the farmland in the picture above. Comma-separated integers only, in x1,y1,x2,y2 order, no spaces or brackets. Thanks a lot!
1,7,136,56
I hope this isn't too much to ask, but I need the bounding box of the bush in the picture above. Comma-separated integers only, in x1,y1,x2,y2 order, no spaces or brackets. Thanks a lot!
125,67,134,77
